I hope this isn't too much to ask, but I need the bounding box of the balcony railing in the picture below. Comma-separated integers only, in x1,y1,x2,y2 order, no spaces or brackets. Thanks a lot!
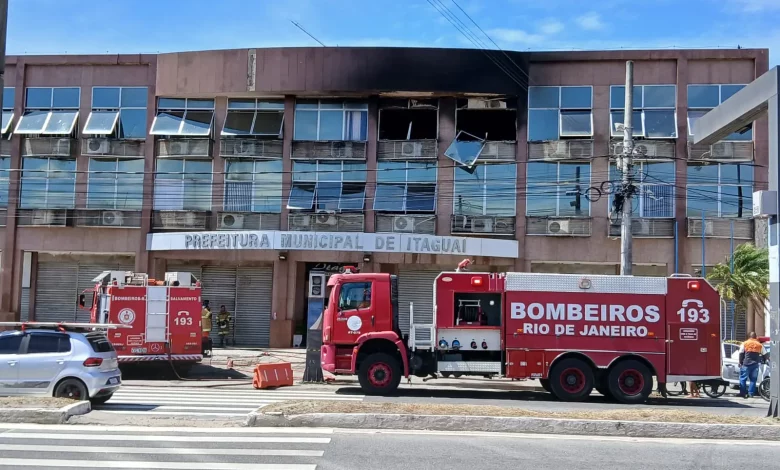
687,217,753,239
377,140,437,161
608,218,675,238
22,137,74,157
288,213,364,232
291,141,366,160
687,141,753,162
528,140,594,161
82,138,145,157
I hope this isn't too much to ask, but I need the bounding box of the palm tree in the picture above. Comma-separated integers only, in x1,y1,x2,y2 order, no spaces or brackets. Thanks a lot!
707,243,769,338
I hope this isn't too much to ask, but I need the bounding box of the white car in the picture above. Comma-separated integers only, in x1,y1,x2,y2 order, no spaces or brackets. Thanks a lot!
0,327,121,404
721,340,770,390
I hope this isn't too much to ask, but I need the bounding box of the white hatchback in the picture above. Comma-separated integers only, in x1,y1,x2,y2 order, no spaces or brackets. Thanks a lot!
0,328,121,404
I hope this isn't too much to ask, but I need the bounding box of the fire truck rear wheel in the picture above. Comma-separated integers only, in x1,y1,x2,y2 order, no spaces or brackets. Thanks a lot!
539,379,552,394
608,360,653,404
358,353,402,395
549,358,594,402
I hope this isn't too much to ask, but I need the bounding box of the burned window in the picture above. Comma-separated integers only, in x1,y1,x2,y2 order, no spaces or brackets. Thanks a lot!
222,99,284,138
378,99,438,140
455,98,517,142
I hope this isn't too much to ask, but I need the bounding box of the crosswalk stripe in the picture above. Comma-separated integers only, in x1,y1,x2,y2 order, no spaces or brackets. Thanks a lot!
0,424,333,433
96,405,258,412
0,459,316,469
103,397,359,406
0,432,331,444
0,444,325,457
83,411,249,417
111,389,359,398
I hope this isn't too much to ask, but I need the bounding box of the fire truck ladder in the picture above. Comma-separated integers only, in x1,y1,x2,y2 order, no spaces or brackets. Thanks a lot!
409,302,435,351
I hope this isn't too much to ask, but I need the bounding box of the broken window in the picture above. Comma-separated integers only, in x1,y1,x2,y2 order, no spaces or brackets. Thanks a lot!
378,99,438,140
444,131,486,169
455,98,517,142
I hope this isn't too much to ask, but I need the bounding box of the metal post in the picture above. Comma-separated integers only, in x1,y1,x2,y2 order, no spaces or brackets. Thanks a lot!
730,219,736,340
674,219,679,274
620,61,634,275
701,211,706,277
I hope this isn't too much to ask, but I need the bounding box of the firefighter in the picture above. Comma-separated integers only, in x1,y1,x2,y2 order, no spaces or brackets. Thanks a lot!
217,305,232,347
739,332,767,398
201,300,212,356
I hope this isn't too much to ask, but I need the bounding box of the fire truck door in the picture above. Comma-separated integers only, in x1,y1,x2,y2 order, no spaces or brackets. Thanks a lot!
333,281,376,340
667,299,711,377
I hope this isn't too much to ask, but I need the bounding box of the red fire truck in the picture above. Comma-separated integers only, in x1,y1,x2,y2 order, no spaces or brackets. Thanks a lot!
79,271,203,366
321,266,723,403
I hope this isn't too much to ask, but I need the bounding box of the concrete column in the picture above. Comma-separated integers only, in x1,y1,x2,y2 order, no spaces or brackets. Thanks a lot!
270,258,292,347
280,96,294,230
436,98,456,236
591,84,611,245
209,96,227,230
135,60,157,273
364,96,379,232
674,58,690,273
514,94,528,272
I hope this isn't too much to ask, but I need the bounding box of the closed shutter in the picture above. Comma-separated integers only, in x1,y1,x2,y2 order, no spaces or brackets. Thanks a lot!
34,262,79,323
201,266,237,338
397,269,440,337
235,266,273,347
20,287,30,321
75,262,134,323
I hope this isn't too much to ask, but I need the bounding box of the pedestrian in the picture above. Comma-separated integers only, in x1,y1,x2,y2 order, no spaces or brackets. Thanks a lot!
739,331,767,398
201,300,212,355
217,305,231,348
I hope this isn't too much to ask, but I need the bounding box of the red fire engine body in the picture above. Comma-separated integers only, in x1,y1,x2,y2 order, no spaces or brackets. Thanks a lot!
80,271,203,365
321,268,722,403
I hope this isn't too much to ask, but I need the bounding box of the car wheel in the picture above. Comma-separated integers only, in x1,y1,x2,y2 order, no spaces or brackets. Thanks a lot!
53,378,88,401
90,393,113,405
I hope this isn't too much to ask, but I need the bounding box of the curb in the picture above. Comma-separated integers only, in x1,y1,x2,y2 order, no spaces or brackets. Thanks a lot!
0,401,90,424
244,412,780,441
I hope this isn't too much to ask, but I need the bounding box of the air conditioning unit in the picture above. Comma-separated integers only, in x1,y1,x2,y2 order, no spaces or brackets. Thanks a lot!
547,219,570,235
453,215,468,230
695,219,714,236
544,141,569,159
401,142,422,157
53,138,72,155
480,142,498,159
31,209,54,226
393,216,416,232
633,142,657,158
86,138,110,154
101,210,124,226
220,213,245,229
471,217,494,233
290,214,311,229
237,141,257,156
315,213,338,226
160,211,197,228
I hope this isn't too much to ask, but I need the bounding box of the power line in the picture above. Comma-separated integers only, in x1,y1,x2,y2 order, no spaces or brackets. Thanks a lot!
290,20,327,48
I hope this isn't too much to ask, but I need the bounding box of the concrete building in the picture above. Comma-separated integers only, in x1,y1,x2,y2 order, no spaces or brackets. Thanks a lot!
0,46,768,346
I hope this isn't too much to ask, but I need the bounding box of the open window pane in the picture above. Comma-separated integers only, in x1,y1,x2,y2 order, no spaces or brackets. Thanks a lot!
315,181,341,211
373,184,405,211
15,111,50,134
180,111,213,136
406,185,436,211
559,110,592,136
529,87,559,108
339,183,366,210
610,110,644,137
92,88,121,109
119,109,147,139
560,87,592,108
222,111,254,135
687,110,707,136
643,110,676,138
688,85,719,108
252,111,284,135
84,111,119,135
643,86,676,108
1,111,13,133
42,110,78,135
287,184,315,210
528,109,559,141
444,131,485,167
150,111,184,135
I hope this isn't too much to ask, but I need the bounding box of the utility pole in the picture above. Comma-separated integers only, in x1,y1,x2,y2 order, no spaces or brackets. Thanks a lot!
619,61,635,275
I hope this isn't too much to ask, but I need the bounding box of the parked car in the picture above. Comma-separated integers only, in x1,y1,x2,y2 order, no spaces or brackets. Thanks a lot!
0,327,121,404
721,339,770,390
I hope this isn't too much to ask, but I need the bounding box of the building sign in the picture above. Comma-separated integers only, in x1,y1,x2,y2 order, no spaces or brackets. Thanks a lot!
147,230,518,258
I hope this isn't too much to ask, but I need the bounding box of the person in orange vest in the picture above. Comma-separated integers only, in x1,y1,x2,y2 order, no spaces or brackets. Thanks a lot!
739,332,768,398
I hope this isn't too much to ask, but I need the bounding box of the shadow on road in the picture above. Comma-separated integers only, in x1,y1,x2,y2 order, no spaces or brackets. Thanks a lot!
119,363,250,380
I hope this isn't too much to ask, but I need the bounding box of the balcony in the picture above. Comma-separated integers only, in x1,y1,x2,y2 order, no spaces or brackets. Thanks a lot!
377,140,437,161
22,137,74,157
75,210,142,228
687,141,753,162
528,140,594,162
451,215,515,237
287,213,364,232
687,217,753,239
611,139,675,160
216,212,281,231
156,138,212,158
608,218,675,238
220,139,283,159
81,138,146,158
376,214,436,234
291,141,366,160
152,210,210,230
526,216,592,236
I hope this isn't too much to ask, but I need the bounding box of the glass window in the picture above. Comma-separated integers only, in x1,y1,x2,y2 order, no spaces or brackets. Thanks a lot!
180,111,213,136
88,158,144,210
687,84,752,141
643,110,676,138
224,159,282,213
454,163,516,216
528,87,559,108
375,161,437,212
120,88,148,108
406,185,436,212
27,334,71,354
559,111,592,136
688,85,720,108
92,88,121,109
223,111,254,135
20,157,77,209
0,334,22,354
642,86,676,108
339,282,372,310
374,184,406,212
528,87,593,141
43,110,79,135
222,99,284,137
609,162,675,218
150,111,184,135
252,112,284,135
87,87,147,139
609,86,642,110
84,111,119,135
560,87,592,108
153,158,212,211
526,162,590,217
315,181,342,211
687,163,753,218
152,98,213,136
14,110,50,135
0,157,9,208
290,161,367,211
287,184,316,210
293,100,368,141
721,85,744,102
610,85,676,138
52,88,80,109
3,87,15,110
528,109,560,141
26,88,53,108
293,110,318,140
339,183,366,210
610,110,644,137
119,109,148,139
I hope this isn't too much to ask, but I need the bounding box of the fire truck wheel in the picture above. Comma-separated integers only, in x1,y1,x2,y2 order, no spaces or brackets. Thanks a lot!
358,353,402,395
608,360,653,404
53,378,88,401
539,379,552,394
595,383,613,399
549,358,594,402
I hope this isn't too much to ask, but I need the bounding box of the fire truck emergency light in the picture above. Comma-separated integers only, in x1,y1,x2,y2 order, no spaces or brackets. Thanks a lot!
438,338,449,349
687,281,701,291
471,277,483,286
452,339,461,350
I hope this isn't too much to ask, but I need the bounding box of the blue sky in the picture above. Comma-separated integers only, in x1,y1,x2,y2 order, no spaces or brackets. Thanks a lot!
7,0,778,65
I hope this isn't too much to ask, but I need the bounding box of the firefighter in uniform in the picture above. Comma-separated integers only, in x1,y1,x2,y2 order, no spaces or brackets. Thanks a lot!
738,332,767,398
201,300,213,356
217,305,232,347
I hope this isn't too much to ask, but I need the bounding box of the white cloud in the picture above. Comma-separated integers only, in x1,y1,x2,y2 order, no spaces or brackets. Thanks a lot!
486,28,546,45
733,0,780,11
538,19,564,35
576,12,605,30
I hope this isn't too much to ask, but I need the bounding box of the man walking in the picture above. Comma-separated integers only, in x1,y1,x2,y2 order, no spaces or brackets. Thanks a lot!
739,332,767,398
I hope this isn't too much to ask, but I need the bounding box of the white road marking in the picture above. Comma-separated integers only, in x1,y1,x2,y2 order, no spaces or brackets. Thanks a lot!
89,411,250,417
0,444,325,457
0,459,316,470
0,432,331,444
0,423,333,433
97,405,259,412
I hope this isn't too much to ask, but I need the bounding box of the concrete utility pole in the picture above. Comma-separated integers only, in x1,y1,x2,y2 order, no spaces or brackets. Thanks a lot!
620,61,635,275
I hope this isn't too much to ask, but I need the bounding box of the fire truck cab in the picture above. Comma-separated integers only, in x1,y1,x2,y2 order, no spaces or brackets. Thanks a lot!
321,267,722,404
79,271,203,365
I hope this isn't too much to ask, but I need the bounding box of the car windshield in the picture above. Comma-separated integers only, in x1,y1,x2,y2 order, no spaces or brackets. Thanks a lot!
86,333,114,353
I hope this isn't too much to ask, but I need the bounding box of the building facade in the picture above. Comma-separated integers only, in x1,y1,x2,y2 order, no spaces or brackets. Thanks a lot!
0,47,769,346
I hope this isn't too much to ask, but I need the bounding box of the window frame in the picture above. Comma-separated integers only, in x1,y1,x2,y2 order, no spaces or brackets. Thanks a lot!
288,160,367,212
150,98,215,137
687,84,752,142
153,158,214,211
15,87,81,136
0,334,22,355
609,85,678,139
453,162,518,217
338,281,372,311
686,162,753,218
527,86,594,141
0,157,9,208
525,161,592,217
19,156,78,209
374,161,438,213
608,161,676,218
23,332,71,355
222,99,285,137
2,87,15,134
85,86,148,139
223,157,283,213
293,99,369,142
86,157,145,210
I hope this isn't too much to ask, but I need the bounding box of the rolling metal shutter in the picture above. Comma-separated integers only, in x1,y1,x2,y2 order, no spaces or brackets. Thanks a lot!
201,267,237,339
20,287,30,321
235,267,273,347
397,269,440,337
34,262,78,323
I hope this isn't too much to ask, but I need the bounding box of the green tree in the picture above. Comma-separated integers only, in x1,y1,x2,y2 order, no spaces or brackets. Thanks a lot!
707,243,769,337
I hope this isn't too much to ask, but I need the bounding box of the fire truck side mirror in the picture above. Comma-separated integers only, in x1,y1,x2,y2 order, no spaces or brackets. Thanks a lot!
77,291,94,309
78,294,86,308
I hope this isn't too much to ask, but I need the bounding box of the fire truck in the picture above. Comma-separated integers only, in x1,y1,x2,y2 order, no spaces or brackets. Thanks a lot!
320,265,723,403
78,271,203,366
